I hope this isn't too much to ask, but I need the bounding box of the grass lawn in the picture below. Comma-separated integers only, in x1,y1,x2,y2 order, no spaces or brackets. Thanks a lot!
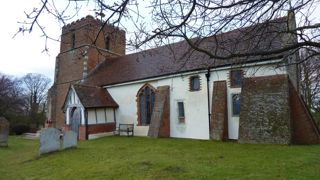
0,136,319,179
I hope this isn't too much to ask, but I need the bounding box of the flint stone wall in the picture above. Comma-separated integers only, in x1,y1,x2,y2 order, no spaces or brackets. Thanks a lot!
238,75,291,144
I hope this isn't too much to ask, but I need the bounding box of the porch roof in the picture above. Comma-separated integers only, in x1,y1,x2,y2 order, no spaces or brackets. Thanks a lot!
73,84,119,108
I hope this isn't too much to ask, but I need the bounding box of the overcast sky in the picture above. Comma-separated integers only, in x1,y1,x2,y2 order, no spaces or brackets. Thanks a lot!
0,2,55,80
0,1,144,81
0,1,98,81
0,1,319,81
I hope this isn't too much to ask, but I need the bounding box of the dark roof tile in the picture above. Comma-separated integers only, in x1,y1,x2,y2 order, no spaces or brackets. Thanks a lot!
83,16,290,87
73,84,118,108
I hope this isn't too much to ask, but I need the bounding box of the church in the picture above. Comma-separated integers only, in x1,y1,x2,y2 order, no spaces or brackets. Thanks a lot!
47,12,320,144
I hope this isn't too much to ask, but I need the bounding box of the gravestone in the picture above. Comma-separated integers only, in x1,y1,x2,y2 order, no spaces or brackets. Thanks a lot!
0,117,9,147
63,131,77,149
39,128,60,155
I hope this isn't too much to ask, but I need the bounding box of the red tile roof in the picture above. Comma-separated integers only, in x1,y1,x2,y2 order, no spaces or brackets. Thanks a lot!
83,16,290,87
73,84,118,108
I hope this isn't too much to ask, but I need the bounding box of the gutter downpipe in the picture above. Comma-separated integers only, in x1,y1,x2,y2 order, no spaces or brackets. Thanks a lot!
205,68,211,136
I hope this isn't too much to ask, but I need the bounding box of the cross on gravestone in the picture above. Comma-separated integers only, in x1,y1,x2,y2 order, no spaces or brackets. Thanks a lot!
39,128,61,155
0,117,9,147
63,131,77,149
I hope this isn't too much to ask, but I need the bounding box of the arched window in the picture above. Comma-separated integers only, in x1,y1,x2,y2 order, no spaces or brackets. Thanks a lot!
105,35,110,50
137,84,156,126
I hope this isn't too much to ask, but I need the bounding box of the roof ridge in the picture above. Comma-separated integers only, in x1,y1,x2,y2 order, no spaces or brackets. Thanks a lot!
216,16,288,36
74,84,101,88
82,15,289,87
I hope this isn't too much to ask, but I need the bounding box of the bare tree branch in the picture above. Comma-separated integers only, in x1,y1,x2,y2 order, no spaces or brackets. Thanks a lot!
15,0,320,64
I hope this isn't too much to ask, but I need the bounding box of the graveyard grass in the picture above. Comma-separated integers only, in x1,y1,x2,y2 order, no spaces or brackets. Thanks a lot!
1,136,320,179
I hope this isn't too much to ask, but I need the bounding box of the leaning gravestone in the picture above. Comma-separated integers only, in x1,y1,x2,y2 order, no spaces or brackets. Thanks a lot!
39,128,60,155
0,117,9,147
63,131,77,149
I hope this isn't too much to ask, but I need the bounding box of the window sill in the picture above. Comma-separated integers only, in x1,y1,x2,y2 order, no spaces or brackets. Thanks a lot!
189,89,200,92
88,122,115,125
136,124,150,127
178,117,185,124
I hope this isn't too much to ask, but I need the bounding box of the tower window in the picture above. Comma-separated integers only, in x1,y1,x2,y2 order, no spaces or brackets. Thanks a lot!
71,33,76,48
105,36,110,50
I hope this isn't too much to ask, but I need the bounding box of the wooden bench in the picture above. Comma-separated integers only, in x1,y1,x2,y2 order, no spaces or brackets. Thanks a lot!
115,123,134,137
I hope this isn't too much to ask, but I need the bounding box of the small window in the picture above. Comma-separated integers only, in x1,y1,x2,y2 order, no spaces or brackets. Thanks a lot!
232,94,241,116
71,33,76,48
177,101,185,123
230,70,243,87
105,36,110,50
189,76,200,91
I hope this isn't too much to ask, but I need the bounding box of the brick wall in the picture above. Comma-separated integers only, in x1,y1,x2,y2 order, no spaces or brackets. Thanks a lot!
49,15,126,128
63,125,70,132
60,15,126,55
51,83,69,128
289,82,320,144
158,86,170,138
148,86,170,138
79,126,86,141
238,75,292,144
65,123,115,141
88,123,115,135
210,81,228,141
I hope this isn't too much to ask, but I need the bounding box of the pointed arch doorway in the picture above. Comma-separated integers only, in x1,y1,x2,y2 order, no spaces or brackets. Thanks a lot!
69,107,81,137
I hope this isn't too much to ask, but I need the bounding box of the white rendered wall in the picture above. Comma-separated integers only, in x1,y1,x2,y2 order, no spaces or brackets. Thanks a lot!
161,75,210,139
96,109,106,124
87,108,115,124
106,62,287,140
105,109,114,123
87,110,96,124
107,83,151,136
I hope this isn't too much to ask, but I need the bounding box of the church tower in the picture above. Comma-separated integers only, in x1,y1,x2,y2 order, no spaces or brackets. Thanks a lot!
47,15,126,129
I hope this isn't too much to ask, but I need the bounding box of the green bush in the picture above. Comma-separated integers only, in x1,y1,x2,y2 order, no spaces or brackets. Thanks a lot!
11,124,30,135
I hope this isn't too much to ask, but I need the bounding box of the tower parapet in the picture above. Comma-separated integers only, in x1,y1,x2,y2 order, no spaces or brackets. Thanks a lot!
60,15,126,55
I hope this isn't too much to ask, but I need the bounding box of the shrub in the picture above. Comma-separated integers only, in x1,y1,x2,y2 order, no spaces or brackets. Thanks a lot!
11,124,30,135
